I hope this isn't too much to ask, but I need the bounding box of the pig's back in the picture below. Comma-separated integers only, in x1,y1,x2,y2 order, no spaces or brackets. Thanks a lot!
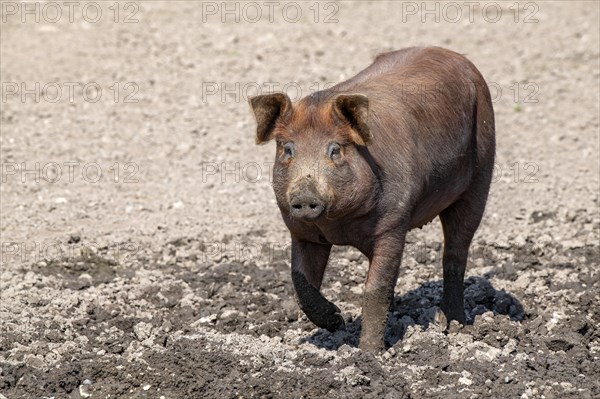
328,47,495,217
331,47,485,168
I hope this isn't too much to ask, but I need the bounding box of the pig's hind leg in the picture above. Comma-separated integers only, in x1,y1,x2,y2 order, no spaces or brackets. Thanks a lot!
439,176,491,324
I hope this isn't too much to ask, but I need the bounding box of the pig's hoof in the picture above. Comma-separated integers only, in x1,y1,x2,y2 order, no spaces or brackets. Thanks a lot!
299,298,345,332
324,311,345,333
310,302,345,332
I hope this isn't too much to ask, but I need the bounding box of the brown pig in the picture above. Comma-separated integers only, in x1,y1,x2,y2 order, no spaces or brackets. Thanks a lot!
249,47,495,352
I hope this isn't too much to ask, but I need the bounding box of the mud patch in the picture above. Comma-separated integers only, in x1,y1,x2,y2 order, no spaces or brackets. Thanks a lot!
2,230,599,398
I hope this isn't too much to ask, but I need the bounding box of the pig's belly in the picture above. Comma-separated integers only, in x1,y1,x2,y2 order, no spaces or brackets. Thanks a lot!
409,181,468,229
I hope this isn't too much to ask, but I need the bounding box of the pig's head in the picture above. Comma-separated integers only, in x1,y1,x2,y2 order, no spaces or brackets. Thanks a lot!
249,92,378,223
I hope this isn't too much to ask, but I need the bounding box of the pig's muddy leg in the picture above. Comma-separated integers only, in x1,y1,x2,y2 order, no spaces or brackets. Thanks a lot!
291,238,345,332
440,185,489,324
359,233,407,352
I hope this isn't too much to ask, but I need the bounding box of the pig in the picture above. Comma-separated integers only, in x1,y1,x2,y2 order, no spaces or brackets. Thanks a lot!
249,47,495,352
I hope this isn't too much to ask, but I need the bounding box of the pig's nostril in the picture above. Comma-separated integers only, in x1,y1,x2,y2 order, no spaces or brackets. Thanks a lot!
290,197,324,221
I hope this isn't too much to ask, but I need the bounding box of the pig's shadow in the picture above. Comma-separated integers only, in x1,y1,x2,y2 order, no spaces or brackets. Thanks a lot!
301,275,525,350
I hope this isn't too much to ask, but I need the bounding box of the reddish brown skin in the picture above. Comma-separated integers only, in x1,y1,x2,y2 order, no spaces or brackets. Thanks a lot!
249,47,496,352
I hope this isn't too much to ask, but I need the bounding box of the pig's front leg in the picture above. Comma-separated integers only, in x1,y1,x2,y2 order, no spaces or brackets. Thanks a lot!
360,234,406,352
291,238,345,332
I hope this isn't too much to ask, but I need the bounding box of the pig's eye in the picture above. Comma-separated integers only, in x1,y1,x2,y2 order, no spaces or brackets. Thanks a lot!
328,142,341,160
283,142,295,158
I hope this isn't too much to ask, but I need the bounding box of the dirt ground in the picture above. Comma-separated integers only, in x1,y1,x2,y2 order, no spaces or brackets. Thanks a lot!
1,1,599,398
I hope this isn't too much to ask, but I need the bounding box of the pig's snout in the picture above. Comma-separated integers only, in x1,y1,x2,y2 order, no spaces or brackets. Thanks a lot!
289,184,326,221
290,194,325,221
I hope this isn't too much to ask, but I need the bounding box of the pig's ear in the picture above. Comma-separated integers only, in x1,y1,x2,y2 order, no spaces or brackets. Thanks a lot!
333,94,371,146
249,93,292,144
